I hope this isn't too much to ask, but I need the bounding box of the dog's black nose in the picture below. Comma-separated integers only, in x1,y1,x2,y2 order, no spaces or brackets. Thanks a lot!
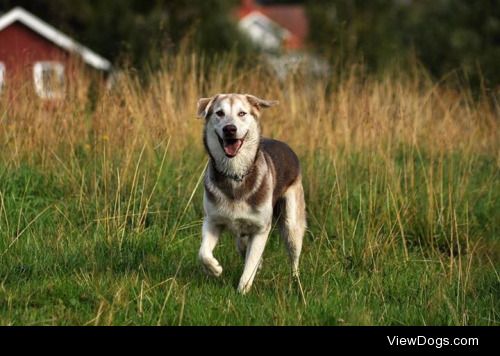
223,124,237,136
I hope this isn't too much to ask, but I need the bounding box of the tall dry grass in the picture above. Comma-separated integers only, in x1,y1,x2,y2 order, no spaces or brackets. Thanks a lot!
1,54,497,165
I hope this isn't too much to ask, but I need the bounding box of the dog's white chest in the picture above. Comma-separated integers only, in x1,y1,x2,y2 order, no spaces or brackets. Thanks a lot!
204,193,271,235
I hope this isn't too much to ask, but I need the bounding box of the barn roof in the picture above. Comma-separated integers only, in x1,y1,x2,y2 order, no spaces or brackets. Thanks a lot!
0,7,111,71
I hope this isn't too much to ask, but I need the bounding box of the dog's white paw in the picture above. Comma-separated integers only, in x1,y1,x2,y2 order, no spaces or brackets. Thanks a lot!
199,255,223,277
205,262,223,277
237,281,251,295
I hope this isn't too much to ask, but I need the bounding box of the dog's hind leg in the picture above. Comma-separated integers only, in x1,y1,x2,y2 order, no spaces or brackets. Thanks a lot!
236,234,249,259
278,178,306,277
198,219,223,277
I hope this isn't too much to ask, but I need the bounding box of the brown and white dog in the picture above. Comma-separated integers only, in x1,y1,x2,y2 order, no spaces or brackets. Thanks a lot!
197,93,306,294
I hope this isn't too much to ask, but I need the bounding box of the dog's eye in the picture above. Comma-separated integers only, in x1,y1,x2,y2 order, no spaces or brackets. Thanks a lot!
238,111,247,117
216,110,224,117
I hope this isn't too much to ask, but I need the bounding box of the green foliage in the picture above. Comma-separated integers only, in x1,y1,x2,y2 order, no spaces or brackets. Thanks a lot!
306,0,500,88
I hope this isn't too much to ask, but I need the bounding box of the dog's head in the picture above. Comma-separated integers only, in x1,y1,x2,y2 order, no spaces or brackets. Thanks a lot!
197,93,277,159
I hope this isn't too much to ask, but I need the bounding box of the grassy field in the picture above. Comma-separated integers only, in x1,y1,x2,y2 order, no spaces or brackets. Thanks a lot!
0,56,498,325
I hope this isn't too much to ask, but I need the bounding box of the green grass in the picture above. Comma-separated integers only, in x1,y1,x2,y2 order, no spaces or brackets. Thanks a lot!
0,146,498,325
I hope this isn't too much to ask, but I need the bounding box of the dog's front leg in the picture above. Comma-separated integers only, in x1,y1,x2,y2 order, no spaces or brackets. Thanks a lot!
198,219,223,277
237,224,271,294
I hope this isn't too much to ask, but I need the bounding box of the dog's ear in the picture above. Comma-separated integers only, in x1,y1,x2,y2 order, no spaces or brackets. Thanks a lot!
245,94,278,112
197,96,218,119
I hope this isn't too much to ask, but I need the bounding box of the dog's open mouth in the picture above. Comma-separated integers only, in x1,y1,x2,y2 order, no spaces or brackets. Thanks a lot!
217,133,245,158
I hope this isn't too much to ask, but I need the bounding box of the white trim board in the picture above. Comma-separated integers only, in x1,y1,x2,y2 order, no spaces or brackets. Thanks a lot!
239,11,291,39
0,7,111,71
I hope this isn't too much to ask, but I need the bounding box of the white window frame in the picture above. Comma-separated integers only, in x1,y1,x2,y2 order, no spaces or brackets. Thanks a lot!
0,62,5,93
33,61,65,99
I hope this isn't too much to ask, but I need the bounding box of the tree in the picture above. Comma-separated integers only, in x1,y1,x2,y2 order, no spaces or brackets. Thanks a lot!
306,0,500,88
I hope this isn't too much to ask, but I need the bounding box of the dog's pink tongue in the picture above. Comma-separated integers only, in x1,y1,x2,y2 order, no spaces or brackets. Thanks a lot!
223,140,242,157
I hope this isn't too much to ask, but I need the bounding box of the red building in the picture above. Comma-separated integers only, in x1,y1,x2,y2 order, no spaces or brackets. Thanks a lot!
0,7,111,99
236,0,309,51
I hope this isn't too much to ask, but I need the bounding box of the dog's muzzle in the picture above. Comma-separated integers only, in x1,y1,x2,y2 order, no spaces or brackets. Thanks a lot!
216,131,247,158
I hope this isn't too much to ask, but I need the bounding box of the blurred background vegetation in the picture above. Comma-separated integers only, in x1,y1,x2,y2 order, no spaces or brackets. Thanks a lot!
1,0,499,89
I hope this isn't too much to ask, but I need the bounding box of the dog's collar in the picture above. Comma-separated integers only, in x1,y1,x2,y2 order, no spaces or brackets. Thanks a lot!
211,161,253,182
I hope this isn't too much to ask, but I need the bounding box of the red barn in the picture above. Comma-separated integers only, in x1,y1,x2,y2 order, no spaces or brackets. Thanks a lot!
0,7,111,99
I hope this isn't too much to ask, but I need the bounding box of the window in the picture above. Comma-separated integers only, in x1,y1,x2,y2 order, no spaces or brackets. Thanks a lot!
0,62,5,93
33,61,65,99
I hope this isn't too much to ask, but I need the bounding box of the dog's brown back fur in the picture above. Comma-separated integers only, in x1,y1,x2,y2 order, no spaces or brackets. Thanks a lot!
261,138,301,206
